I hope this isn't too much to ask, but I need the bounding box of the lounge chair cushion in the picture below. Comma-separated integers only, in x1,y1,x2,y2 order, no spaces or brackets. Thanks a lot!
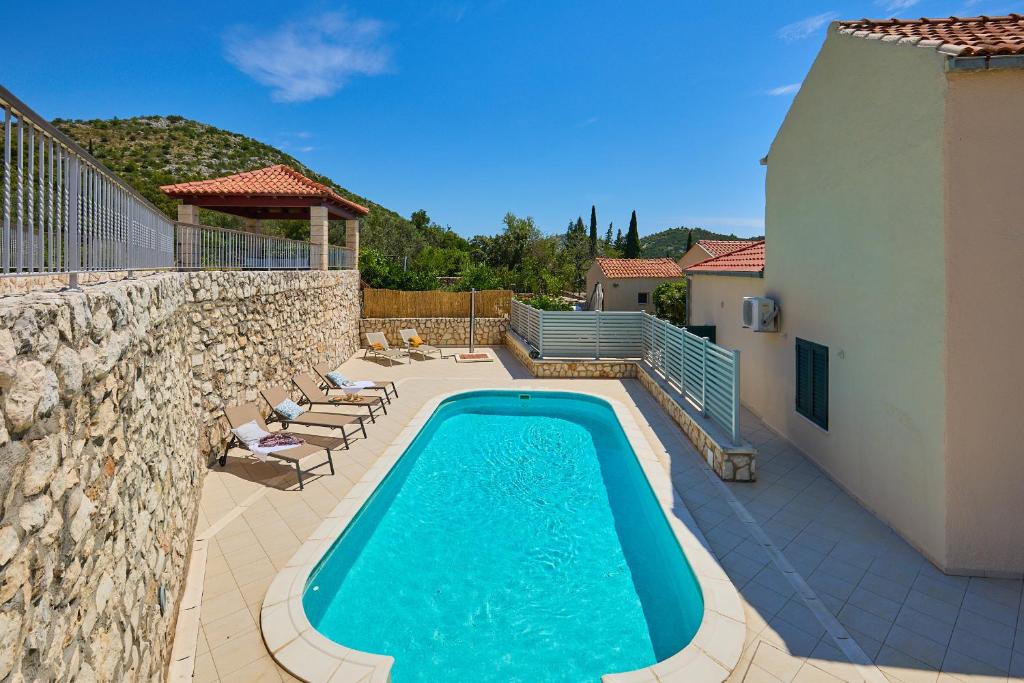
326,371,354,388
231,420,270,445
409,335,424,347
275,399,305,421
370,342,385,351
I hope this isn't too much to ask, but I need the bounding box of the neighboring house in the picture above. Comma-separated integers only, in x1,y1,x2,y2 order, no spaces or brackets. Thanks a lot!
677,240,759,270
686,14,1024,576
586,258,682,313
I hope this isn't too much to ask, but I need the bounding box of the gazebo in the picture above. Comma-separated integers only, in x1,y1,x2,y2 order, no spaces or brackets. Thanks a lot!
160,164,369,268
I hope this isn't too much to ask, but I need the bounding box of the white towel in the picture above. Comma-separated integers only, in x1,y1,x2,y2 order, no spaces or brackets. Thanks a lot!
247,441,303,462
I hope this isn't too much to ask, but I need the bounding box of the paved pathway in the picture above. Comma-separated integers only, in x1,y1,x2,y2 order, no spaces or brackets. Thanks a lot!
185,348,1024,683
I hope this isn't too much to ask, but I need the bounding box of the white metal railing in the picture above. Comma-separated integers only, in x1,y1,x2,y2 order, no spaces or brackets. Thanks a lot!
1,84,357,283
1,85,175,286
509,300,741,443
641,313,741,444
174,223,311,270
328,245,355,269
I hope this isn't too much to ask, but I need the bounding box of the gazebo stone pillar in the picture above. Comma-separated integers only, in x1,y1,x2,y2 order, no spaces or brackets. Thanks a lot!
177,204,200,225
176,204,200,269
345,219,360,268
310,206,329,270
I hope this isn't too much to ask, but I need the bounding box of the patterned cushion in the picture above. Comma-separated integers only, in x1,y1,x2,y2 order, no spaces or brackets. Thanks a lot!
274,399,305,421
409,335,424,347
326,371,354,388
371,342,385,351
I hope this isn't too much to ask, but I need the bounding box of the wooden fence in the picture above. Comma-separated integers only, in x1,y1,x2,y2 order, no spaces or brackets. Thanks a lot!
362,288,513,318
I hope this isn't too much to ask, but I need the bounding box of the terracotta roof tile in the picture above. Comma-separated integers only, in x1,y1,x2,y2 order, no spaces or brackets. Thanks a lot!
698,240,760,258
160,164,369,215
685,241,765,275
835,14,1024,56
595,258,683,279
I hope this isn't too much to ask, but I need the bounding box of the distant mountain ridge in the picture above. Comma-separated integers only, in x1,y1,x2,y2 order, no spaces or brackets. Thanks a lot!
52,115,403,224
640,226,764,259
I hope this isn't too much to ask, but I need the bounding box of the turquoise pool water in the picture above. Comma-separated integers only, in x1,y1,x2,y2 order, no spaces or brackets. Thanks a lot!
303,390,703,682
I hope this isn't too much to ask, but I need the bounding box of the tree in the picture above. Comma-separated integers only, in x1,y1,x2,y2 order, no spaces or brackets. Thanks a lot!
604,222,613,246
563,217,591,293
614,228,624,251
624,210,641,258
410,209,430,231
653,280,687,326
684,228,693,253
588,205,598,257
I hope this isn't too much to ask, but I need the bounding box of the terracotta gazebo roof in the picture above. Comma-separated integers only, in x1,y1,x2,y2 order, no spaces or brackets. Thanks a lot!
160,164,370,220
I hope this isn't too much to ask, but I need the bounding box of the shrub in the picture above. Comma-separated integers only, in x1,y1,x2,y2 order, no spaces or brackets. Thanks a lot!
653,280,687,325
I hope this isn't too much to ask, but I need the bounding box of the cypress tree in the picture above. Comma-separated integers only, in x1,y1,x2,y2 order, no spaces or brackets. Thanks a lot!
684,228,693,253
614,228,624,251
604,222,613,246
588,205,598,257
624,210,641,258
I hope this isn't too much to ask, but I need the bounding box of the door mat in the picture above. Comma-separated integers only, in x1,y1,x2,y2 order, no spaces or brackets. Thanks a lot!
454,352,494,363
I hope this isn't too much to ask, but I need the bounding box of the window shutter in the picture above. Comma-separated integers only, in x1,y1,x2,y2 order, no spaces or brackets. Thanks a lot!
795,340,812,417
811,345,829,430
795,338,828,430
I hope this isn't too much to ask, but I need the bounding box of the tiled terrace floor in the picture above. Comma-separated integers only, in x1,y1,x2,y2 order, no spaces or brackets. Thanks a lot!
186,347,1024,683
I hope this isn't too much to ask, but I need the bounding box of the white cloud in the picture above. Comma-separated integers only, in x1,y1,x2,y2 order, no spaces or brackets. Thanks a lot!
766,83,801,96
224,12,391,102
778,12,838,41
875,0,920,11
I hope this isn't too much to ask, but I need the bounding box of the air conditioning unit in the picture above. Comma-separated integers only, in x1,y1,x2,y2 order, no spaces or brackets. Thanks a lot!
742,297,779,332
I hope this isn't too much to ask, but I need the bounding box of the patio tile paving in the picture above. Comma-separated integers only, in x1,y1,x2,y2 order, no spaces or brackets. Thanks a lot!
182,346,1024,682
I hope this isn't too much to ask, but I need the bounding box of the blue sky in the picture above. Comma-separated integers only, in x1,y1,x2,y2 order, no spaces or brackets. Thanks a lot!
7,0,1017,238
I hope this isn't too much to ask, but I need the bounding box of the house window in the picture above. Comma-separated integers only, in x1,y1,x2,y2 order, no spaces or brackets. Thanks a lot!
637,292,649,305
795,338,828,430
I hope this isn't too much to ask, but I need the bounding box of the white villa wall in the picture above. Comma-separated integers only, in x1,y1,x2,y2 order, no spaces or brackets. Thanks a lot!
942,68,1024,574
692,33,952,568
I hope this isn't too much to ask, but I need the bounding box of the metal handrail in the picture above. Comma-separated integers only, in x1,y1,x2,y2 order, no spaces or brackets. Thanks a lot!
174,222,312,271
1,83,176,285
0,83,358,282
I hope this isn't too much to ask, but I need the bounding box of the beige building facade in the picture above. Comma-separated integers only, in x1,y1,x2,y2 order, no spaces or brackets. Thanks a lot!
585,258,683,313
687,25,1024,575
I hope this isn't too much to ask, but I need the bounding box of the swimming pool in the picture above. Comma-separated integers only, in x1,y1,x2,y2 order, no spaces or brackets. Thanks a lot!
262,389,744,683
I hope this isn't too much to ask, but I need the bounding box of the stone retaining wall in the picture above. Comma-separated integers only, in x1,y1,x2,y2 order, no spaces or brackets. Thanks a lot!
0,269,359,681
359,317,507,347
637,369,757,482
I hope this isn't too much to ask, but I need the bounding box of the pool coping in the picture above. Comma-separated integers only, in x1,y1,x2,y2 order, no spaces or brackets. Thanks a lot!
260,387,746,683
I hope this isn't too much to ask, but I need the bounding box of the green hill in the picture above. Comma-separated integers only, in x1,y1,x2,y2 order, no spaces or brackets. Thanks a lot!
52,115,404,226
640,226,764,259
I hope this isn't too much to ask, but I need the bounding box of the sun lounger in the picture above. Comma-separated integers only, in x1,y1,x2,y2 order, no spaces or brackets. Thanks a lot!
223,404,341,489
292,372,386,423
364,332,408,366
313,363,397,403
399,328,443,360
260,386,367,446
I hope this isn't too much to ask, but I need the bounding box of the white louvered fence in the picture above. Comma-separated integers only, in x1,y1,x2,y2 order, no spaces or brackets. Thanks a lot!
509,299,741,443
